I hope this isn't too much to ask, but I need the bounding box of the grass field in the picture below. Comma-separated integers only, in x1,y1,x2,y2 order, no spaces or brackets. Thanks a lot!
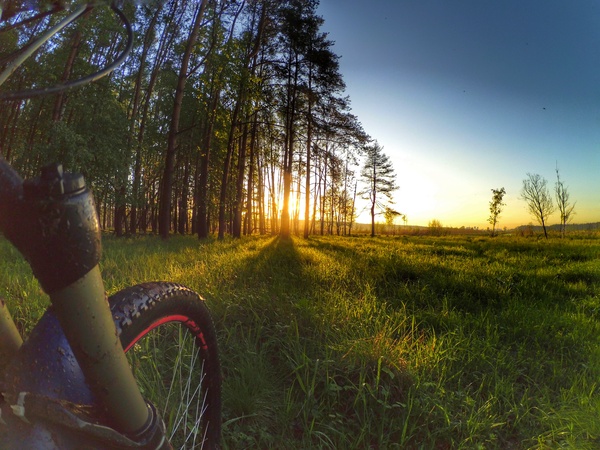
1,233,599,449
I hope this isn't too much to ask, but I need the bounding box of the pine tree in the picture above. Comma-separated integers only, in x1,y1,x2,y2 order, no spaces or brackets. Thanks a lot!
359,142,398,237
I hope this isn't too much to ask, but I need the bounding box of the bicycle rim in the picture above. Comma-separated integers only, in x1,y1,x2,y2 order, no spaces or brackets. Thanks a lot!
124,317,213,449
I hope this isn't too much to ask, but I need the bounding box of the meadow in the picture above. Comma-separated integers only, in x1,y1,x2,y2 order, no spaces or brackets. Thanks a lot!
1,233,599,449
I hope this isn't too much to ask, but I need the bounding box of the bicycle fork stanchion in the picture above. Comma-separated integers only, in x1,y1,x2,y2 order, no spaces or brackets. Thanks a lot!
0,298,22,363
0,158,26,365
0,161,168,446
49,267,151,432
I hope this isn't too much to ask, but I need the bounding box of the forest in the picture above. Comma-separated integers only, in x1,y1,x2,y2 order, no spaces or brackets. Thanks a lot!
0,0,383,239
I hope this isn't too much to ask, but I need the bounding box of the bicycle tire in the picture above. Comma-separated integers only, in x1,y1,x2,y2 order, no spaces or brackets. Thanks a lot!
109,282,221,450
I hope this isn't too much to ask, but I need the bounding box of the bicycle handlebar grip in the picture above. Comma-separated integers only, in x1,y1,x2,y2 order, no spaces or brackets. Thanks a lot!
12,163,102,293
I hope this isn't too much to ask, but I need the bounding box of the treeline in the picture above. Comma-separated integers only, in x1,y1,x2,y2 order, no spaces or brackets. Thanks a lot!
515,222,600,235
0,0,371,238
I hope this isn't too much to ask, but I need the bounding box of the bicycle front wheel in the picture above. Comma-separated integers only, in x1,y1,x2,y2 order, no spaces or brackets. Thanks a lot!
109,282,221,449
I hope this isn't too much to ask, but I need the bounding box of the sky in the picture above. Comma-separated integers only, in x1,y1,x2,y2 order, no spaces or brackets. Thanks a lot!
316,0,600,229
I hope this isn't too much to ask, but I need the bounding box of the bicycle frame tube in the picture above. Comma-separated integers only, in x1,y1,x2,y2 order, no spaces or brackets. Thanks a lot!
0,159,151,435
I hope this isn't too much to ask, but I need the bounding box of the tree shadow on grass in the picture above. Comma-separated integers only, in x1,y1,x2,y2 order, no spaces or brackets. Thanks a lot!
299,236,600,447
218,237,361,447
305,236,503,314
220,237,425,447
228,236,309,300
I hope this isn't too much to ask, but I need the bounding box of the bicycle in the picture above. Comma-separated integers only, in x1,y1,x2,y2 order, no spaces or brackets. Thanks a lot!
0,1,222,448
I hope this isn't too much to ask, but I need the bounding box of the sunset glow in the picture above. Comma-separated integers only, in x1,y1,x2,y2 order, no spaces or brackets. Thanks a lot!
318,1,600,229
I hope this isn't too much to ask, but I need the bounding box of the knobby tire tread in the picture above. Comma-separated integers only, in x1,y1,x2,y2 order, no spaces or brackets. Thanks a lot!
108,282,221,449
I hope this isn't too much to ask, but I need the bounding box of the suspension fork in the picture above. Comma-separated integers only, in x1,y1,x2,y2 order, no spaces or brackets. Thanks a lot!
0,161,151,435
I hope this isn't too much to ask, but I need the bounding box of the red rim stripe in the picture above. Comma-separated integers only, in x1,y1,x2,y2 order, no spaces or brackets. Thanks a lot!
123,314,208,352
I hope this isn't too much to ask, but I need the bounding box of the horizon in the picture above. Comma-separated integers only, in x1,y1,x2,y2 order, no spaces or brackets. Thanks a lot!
284,214,600,233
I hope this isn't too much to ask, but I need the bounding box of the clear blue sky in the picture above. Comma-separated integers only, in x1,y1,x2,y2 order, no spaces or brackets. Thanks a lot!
317,0,600,228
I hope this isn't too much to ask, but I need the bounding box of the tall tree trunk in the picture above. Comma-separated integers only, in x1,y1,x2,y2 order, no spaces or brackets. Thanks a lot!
244,113,258,235
196,2,232,239
196,89,220,238
303,82,312,238
52,28,83,122
232,120,249,238
311,160,319,235
349,181,357,236
218,90,243,240
230,5,266,238
114,186,127,237
269,143,278,235
257,151,266,235
192,151,200,235
320,151,327,235
370,163,377,237
159,0,208,239
280,51,299,239
129,5,163,234
0,100,21,161
329,179,335,235
178,155,190,234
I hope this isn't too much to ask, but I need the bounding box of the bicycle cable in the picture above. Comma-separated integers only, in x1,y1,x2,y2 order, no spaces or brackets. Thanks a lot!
0,2,134,101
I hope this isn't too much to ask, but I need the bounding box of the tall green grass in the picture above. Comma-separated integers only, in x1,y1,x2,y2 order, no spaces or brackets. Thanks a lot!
1,233,599,448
